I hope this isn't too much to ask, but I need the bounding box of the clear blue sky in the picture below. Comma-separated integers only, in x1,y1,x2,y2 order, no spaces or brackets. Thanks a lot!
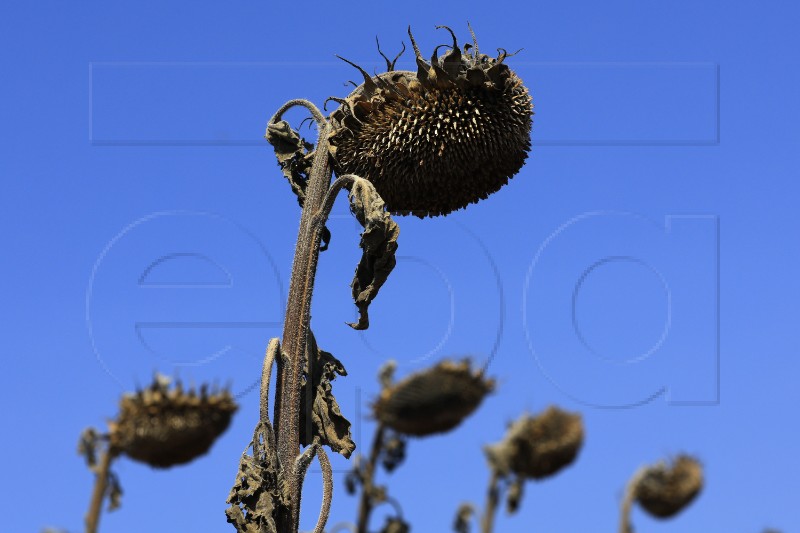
2,1,798,532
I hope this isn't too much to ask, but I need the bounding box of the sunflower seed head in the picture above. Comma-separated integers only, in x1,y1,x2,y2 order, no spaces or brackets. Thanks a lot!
109,373,238,468
329,25,533,217
634,454,703,519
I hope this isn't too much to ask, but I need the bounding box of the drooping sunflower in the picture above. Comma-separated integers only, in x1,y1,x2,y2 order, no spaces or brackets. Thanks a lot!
108,374,238,468
634,455,703,518
328,24,533,217
372,359,494,437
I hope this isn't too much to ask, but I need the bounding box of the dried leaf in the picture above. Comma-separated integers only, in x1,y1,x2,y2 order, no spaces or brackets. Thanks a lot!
380,432,407,473
265,120,331,250
299,331,356,458
380,517,411,533
225,423,286,533
453,503,474,533
107,471,123,512
505,475,524,514
346,179,399,330
77,427,100,468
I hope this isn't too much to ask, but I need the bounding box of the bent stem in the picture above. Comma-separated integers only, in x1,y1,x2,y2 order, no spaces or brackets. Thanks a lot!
480,470,501,533
85,447,115,533
619,467,646,533
356,423,387,533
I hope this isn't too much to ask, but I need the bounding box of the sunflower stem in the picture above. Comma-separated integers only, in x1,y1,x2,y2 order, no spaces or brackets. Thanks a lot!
356,423,387,533
480,470,501,533
274,119,334,533
619,467,646,533
85,447,114,533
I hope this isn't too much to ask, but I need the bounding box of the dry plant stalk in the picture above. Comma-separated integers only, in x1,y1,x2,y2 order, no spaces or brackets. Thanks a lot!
226,23,533,533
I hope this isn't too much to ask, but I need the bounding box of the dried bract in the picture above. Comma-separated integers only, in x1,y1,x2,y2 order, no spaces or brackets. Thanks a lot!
635,455,703,518
329,24,533,217
484,406,584,480
372,359,494,437
109,374,238,468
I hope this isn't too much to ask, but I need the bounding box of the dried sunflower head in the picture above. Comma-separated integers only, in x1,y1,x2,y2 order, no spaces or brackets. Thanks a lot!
484,406,584,480
372,359,494,437
328,24,533,217
108,374,238,468
634,455,703,518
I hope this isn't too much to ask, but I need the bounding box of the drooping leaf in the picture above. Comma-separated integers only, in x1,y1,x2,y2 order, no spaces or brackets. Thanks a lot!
453,503,474,533
346,178,399,330
299,330,356,458
225,423,286,533
506,475,524,514
107,471,123,512
77,427,100,468
379,516,411,533
265,120,331,250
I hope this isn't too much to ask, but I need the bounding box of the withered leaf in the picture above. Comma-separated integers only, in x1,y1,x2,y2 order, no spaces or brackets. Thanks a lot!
225,423,285,533
453,503,474,533
77,427,100,468
506,475,524,514
346,178,399,330
299,331,356,458
107,471,123,512
265,120,331,251
379,516,411,533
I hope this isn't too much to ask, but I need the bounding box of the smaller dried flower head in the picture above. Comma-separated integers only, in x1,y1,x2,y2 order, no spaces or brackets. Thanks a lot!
484,406,584,480
372,359,494,437
635,455,703,518
108,374,238,468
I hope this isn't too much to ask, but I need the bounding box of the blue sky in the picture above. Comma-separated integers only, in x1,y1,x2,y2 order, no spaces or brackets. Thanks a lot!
1,1,799,532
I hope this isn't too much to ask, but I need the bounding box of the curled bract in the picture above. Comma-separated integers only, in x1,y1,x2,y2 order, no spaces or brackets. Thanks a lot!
108,374,238,468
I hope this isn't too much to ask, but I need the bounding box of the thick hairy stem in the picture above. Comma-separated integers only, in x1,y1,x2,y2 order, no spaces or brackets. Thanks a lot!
85,447,114,533
275,121,333,533
356,423,387,533
480,470,501,533
619,468,646,533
